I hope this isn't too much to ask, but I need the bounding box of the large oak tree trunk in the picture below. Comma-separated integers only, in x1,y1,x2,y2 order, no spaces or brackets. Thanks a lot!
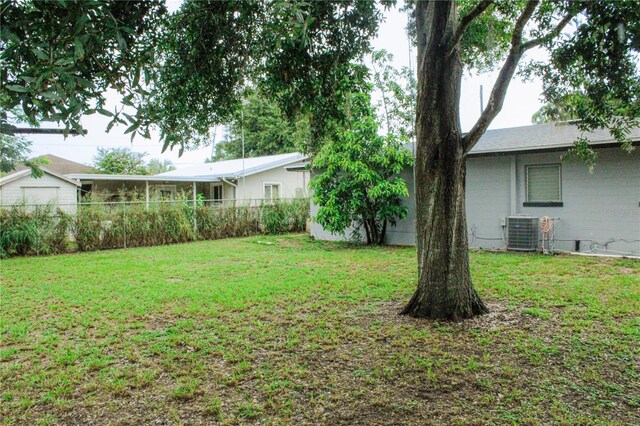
402,0,488,321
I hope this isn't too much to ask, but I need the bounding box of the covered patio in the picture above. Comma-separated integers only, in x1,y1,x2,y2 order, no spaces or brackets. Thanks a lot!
66,174,236,207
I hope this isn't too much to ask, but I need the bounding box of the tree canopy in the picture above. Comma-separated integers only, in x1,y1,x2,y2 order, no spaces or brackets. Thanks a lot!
1,0,166,136
370,49,416,139
92,147,147,175
0,135,47,177
3,1,639,151
146,158,175,175
138,0,382,153
210,92,309,161
531,93,582,124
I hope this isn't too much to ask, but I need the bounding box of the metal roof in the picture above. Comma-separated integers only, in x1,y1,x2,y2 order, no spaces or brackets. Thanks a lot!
156,152,306,179
65,174,219,183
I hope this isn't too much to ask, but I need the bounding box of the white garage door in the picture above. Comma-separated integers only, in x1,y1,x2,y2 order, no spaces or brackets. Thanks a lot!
22,187,59,205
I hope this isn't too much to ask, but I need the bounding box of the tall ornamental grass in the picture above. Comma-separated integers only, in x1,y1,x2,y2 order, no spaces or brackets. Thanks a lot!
0,204,73,257
1,199,309,258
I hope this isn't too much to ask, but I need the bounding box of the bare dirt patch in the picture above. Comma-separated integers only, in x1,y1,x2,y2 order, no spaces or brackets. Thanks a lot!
375,300,540,330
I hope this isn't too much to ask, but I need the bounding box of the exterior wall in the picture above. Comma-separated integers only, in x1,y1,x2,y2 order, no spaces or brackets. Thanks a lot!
310,147,640,256
383,167,417,245
466,156,513,249
310,199,363,243
514,148,640,255
0,173,78,213
235,167,309,203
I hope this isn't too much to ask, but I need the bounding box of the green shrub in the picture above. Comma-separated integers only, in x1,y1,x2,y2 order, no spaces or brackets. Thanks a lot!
261,202,289,234
75,208,105,251
0,204,73,257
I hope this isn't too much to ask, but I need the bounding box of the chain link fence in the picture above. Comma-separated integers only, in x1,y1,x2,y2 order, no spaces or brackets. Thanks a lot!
0,198,309,257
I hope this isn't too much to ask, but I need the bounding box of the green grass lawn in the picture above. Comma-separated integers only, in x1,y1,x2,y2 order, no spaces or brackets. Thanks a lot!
1,235,638,425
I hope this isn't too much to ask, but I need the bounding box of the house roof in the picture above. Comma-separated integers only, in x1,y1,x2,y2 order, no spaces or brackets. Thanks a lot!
0,167,82,187
65,173,219,183
15,154,94,175
156,152,306,179
468,121,640,156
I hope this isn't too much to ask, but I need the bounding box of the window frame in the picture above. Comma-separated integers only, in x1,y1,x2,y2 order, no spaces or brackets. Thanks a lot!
211,183,224,204
263,182,282,202
156,184,176,200
524,163,563,207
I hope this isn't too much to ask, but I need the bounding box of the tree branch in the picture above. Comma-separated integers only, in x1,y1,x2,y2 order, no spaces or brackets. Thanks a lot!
448,0,494,55
521,8,582,51
462,0,539,153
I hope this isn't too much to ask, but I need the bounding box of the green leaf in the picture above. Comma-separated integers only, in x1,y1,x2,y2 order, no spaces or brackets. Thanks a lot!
121,94,134,106
54,58,75,66
6,85,29,93
116,32,127,49
97,108,114,117
74,39,85,60
75,76,94,89
41,91,61,100
31,47,49,61
124,122,140,134
106,118,116,133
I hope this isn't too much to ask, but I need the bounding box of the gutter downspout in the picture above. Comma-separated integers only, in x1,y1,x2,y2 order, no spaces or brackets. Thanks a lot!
222,178,237,207
222,177,237,187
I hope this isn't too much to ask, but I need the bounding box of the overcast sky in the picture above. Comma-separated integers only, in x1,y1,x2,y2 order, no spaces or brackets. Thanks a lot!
25,2,547,170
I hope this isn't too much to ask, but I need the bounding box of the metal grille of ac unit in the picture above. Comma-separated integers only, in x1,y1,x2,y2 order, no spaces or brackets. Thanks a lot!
507,216,539,251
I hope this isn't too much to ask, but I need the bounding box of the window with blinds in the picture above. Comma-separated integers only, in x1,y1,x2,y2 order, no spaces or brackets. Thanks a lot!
526,164,562,202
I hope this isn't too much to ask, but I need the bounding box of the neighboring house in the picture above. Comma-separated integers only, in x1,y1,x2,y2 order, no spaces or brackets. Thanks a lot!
14,154,95,175
0,168,81,213
311,122,640,256
68,152,309,205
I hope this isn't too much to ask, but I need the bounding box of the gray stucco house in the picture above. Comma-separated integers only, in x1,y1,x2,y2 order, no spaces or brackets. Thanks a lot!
310,122,640,257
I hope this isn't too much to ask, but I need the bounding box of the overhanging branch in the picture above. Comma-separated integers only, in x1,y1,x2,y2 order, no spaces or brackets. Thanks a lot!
448,0,494,55
462,0,539,152
521,8,583,51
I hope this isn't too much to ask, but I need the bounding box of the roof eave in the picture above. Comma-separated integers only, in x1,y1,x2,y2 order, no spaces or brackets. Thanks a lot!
0,168,81,187
468,139,638,157
66,174,222,183
235,154,308,178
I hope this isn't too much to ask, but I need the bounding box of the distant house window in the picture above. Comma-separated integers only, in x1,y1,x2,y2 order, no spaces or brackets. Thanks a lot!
264,183,281,202
157,185,176,200
212,183,223,203
80,182,93,200
526,164,562,202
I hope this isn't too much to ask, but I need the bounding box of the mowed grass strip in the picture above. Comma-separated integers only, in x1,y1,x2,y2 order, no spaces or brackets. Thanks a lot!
1,235,638,425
